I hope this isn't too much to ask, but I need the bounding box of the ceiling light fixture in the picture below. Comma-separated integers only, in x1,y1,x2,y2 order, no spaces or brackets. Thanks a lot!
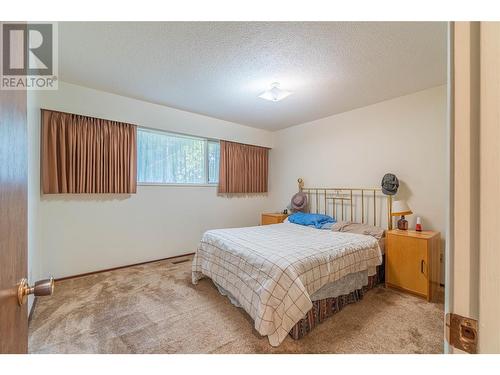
258,82,292,102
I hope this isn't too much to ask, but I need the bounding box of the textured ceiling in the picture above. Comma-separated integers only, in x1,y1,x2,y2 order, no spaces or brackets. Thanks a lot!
59,22,447,130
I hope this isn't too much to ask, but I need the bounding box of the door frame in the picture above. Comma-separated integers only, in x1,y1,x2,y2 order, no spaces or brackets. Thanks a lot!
447,21,500,354
446,21,481,354
478,22,500,353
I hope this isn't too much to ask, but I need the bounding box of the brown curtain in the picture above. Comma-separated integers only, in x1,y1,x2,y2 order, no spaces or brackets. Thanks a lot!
41,109,137,194
218,140,268,194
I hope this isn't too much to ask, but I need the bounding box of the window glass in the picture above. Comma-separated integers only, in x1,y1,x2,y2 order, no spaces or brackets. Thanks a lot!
137,129,214,184
208,141,220,184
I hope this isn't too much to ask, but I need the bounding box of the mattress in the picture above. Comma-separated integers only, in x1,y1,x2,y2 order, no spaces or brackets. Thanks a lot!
192,222,382,346
214,269,370,304
310,269,370,301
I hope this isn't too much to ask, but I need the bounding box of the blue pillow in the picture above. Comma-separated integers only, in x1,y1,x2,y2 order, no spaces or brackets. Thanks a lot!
288,212,336,229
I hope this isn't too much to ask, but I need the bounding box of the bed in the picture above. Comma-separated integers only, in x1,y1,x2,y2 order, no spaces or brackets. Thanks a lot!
192,179,393,347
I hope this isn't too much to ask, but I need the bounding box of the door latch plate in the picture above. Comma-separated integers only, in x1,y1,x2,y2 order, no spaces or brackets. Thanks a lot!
446,313,478,353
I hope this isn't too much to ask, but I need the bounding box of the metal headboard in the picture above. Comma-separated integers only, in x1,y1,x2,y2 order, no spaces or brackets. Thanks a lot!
297,178,393,230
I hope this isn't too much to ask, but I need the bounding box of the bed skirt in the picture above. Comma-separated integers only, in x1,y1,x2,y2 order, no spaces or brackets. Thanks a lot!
289,262,384,340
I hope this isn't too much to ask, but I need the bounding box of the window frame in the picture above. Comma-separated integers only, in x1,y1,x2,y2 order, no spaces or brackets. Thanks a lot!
136,126,220,187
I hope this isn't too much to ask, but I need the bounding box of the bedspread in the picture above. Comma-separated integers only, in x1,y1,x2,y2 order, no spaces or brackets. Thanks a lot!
192,223,382,346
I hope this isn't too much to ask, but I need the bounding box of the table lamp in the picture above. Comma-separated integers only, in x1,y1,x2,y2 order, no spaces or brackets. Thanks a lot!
392,200,412,230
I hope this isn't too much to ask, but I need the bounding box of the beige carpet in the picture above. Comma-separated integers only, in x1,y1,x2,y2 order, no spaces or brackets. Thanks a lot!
29,256,444,354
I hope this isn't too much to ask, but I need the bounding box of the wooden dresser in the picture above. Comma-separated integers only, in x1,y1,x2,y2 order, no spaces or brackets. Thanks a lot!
261,213,288,225
385,229,440,302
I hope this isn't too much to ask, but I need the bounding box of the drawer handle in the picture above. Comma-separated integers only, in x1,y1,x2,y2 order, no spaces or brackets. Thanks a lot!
421,259,427,275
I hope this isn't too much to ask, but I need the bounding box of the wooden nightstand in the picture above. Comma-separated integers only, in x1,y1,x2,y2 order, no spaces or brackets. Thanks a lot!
385,229,440,302
261,213,288,225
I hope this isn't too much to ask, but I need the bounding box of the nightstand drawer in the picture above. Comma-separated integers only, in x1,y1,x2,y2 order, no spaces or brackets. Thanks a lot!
386,235,428,297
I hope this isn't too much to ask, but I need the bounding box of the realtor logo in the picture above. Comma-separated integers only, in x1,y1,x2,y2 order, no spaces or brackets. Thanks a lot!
1,22,58,90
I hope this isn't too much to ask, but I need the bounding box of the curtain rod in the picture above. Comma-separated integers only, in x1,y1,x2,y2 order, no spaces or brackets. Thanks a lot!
40,108,138,127
40,108,272,150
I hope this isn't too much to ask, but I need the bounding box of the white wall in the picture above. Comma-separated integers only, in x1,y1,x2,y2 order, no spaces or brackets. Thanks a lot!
28,82,273,279
269,85,447,281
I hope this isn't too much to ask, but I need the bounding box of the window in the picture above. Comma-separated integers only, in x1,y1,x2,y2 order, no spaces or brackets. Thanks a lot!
207,140,220,184
137,128,220,185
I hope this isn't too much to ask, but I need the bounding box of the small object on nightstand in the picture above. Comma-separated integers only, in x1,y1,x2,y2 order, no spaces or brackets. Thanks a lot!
391,200,412,230
397,216,408,230
261,213,288,225
416,217,422,232
385,229,440,302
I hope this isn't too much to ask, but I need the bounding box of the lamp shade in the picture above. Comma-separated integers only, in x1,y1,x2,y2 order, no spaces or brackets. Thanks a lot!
392,200,412,216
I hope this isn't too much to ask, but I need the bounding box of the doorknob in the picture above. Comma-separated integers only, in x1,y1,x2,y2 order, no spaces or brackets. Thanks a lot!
17,277,54,306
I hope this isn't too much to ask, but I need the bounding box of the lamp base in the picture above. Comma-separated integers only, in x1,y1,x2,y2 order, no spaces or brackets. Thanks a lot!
397,215,408,230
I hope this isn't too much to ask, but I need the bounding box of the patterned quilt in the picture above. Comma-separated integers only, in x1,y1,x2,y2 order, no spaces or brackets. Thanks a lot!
192,222,382,346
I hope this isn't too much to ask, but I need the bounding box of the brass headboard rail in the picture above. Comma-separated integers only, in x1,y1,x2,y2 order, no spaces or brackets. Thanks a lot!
297,178,393,230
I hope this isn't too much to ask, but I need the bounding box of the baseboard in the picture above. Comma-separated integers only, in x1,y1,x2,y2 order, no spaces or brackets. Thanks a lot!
55,252,195,282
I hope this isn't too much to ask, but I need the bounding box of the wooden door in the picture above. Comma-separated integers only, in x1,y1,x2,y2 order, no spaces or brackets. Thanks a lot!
0,87,28,353
386,235,428,297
